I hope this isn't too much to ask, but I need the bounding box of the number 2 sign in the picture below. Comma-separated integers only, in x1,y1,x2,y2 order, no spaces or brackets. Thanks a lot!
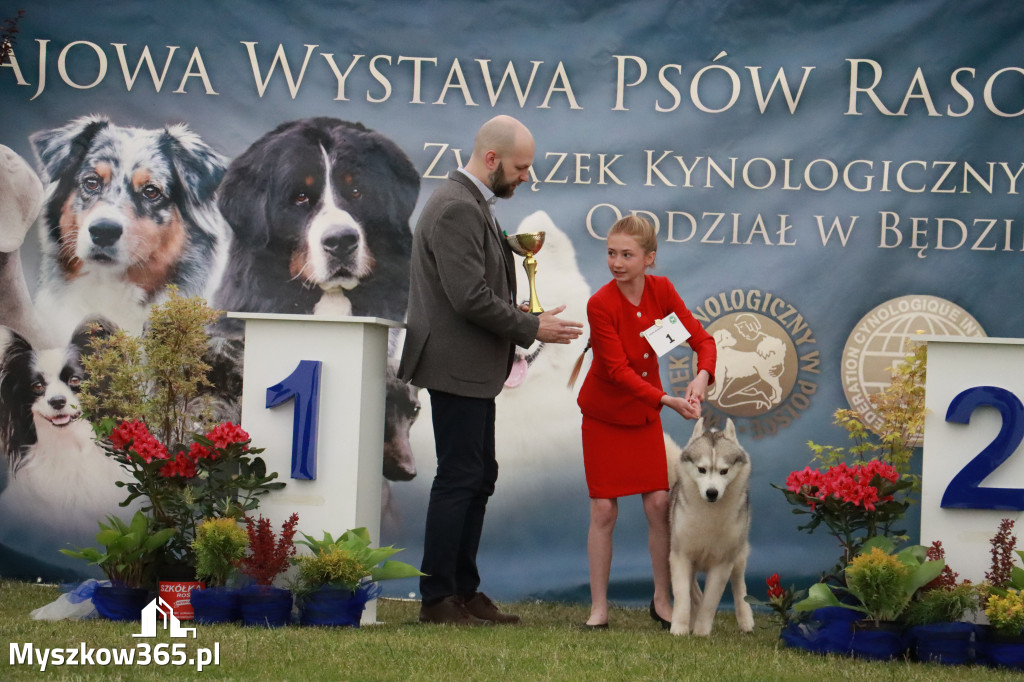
921,337,1024,584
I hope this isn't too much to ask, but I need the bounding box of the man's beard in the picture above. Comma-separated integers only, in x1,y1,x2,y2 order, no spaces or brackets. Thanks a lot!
489,162,517,199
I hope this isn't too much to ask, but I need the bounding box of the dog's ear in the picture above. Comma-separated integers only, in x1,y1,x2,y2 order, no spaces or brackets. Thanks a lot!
723,417,738,443
368,131,421,228
162,124,228,208
30,115,110,183
30,116,112,243
216,135,278,249
68,316,118,354
688,416,706,443
0,326,37,457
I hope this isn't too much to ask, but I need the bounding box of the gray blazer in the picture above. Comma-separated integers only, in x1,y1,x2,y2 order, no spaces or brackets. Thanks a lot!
399,172,540,398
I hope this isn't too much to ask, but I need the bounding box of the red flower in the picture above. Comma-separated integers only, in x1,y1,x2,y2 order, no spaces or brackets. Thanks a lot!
159,450,197,478
188,441,213,461
207,421,250,450
110,420,169,463
766,573,785,599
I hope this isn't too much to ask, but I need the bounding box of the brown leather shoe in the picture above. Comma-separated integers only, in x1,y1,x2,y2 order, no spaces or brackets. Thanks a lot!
461,592,521,624
419,596,491,625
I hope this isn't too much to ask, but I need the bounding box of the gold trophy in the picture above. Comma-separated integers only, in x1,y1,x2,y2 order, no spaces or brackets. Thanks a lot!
506,231,546,314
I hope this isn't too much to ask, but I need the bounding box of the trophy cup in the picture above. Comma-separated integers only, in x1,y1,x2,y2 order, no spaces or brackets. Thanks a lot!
505,231,546,314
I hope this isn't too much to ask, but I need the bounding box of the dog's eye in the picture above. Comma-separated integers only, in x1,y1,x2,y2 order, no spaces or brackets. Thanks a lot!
347,187,362,199
697,467,707,474
719,469,728,476
141,184,164,201
31,381,45,396
67,376,82,389
81,174,102,193
293,192,311,206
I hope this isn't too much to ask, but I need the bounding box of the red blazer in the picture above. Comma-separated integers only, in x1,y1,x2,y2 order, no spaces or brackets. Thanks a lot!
577,275,716,426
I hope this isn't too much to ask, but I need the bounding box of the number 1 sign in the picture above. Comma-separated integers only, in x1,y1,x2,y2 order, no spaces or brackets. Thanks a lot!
921,336,1024,584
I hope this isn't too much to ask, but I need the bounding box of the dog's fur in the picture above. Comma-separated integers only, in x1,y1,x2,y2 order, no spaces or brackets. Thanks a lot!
0,144,51,348
0,319,132,569
30,115,228,341
212,117,419,328
668,417,754,636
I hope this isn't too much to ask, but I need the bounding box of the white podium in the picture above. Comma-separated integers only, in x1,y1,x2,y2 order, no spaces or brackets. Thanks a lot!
229,312,402,623
921,336,1024,583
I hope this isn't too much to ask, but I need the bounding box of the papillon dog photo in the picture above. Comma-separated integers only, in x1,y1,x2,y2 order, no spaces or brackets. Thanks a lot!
0,318,131,572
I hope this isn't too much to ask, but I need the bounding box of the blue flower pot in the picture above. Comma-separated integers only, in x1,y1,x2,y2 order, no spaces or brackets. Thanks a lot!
190,586,241,624
238,586,292,628
298,584,378,627
92,585,151,621
907,622,977,665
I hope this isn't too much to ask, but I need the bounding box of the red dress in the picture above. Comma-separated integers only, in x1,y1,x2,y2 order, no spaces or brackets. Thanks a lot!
577,275,716,498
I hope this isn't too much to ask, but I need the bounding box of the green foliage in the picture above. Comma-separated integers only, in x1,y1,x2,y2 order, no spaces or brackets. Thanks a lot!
79,287,221,445
807,341,926,482
192,517,249,587
902,583,979,627
794,536,945,624
292,527,423,596
59,511,176,588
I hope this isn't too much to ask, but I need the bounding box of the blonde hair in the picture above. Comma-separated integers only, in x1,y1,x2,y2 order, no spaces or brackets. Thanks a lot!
608,215,657,255
568,216,661,389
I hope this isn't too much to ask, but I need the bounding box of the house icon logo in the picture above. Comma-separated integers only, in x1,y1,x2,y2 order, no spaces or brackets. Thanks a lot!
133,597,197,638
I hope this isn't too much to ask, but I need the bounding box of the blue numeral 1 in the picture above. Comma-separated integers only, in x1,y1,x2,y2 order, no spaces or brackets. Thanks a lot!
266,360,322,480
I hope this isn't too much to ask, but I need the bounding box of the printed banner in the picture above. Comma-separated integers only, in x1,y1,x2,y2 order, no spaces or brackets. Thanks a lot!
1,0,1021,601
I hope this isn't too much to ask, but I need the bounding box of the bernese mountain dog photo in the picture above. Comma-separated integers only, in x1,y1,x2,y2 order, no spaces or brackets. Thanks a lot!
212,117,420,325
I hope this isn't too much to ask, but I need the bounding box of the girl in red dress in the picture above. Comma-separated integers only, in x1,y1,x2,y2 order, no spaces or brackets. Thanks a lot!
574,215,717,628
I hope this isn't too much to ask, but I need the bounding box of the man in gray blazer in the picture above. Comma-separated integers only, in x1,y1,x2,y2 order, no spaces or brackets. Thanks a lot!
399,115,582,625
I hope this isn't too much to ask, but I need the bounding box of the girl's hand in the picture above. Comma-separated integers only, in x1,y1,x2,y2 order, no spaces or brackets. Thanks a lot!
661,395,701,420
685,370,710,405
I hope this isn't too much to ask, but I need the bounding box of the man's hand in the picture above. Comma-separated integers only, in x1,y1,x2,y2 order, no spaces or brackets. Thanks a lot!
534,305,584,344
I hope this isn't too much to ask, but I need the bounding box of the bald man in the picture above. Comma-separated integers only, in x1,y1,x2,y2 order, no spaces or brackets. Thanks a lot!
399,115,582,625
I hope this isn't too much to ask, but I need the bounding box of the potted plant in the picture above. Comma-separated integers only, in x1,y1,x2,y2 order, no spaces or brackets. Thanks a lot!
60,511,176,620
976,519,1024,669
794,536,944,660
902,541,980,665
235,513,299,627
79,290,285,606
292,527,423,627
189,517,250,623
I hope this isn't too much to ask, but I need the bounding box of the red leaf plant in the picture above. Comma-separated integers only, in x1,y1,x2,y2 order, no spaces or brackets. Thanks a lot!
237,513,300,586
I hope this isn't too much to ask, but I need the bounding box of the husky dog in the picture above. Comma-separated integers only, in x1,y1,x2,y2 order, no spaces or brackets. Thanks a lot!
668,417,754,636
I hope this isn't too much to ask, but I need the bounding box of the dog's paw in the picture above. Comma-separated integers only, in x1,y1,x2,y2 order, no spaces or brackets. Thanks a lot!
692,621,713,636
669,622,689,636
736,606,755,633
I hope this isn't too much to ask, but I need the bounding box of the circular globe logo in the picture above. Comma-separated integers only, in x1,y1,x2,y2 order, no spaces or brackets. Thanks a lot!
841,295,986,432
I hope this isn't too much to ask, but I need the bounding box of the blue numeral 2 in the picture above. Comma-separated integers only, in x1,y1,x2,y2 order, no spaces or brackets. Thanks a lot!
941,385,1024,510
266,360,322,480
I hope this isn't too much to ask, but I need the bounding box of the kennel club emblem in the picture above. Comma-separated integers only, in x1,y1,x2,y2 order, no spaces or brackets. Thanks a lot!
668,289,820,440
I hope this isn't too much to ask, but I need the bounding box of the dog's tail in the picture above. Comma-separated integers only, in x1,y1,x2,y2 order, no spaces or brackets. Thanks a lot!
567,337,591,389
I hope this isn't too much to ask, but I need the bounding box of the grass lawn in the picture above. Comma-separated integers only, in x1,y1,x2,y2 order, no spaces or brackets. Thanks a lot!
2,580,1020,681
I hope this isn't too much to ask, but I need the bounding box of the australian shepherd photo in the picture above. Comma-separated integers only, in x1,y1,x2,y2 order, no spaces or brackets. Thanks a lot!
29,114,228,342
212,117,420,324
0,318,130,571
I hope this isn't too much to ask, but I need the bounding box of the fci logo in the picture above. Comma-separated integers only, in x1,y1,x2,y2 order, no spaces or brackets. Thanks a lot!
133,597,196,639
